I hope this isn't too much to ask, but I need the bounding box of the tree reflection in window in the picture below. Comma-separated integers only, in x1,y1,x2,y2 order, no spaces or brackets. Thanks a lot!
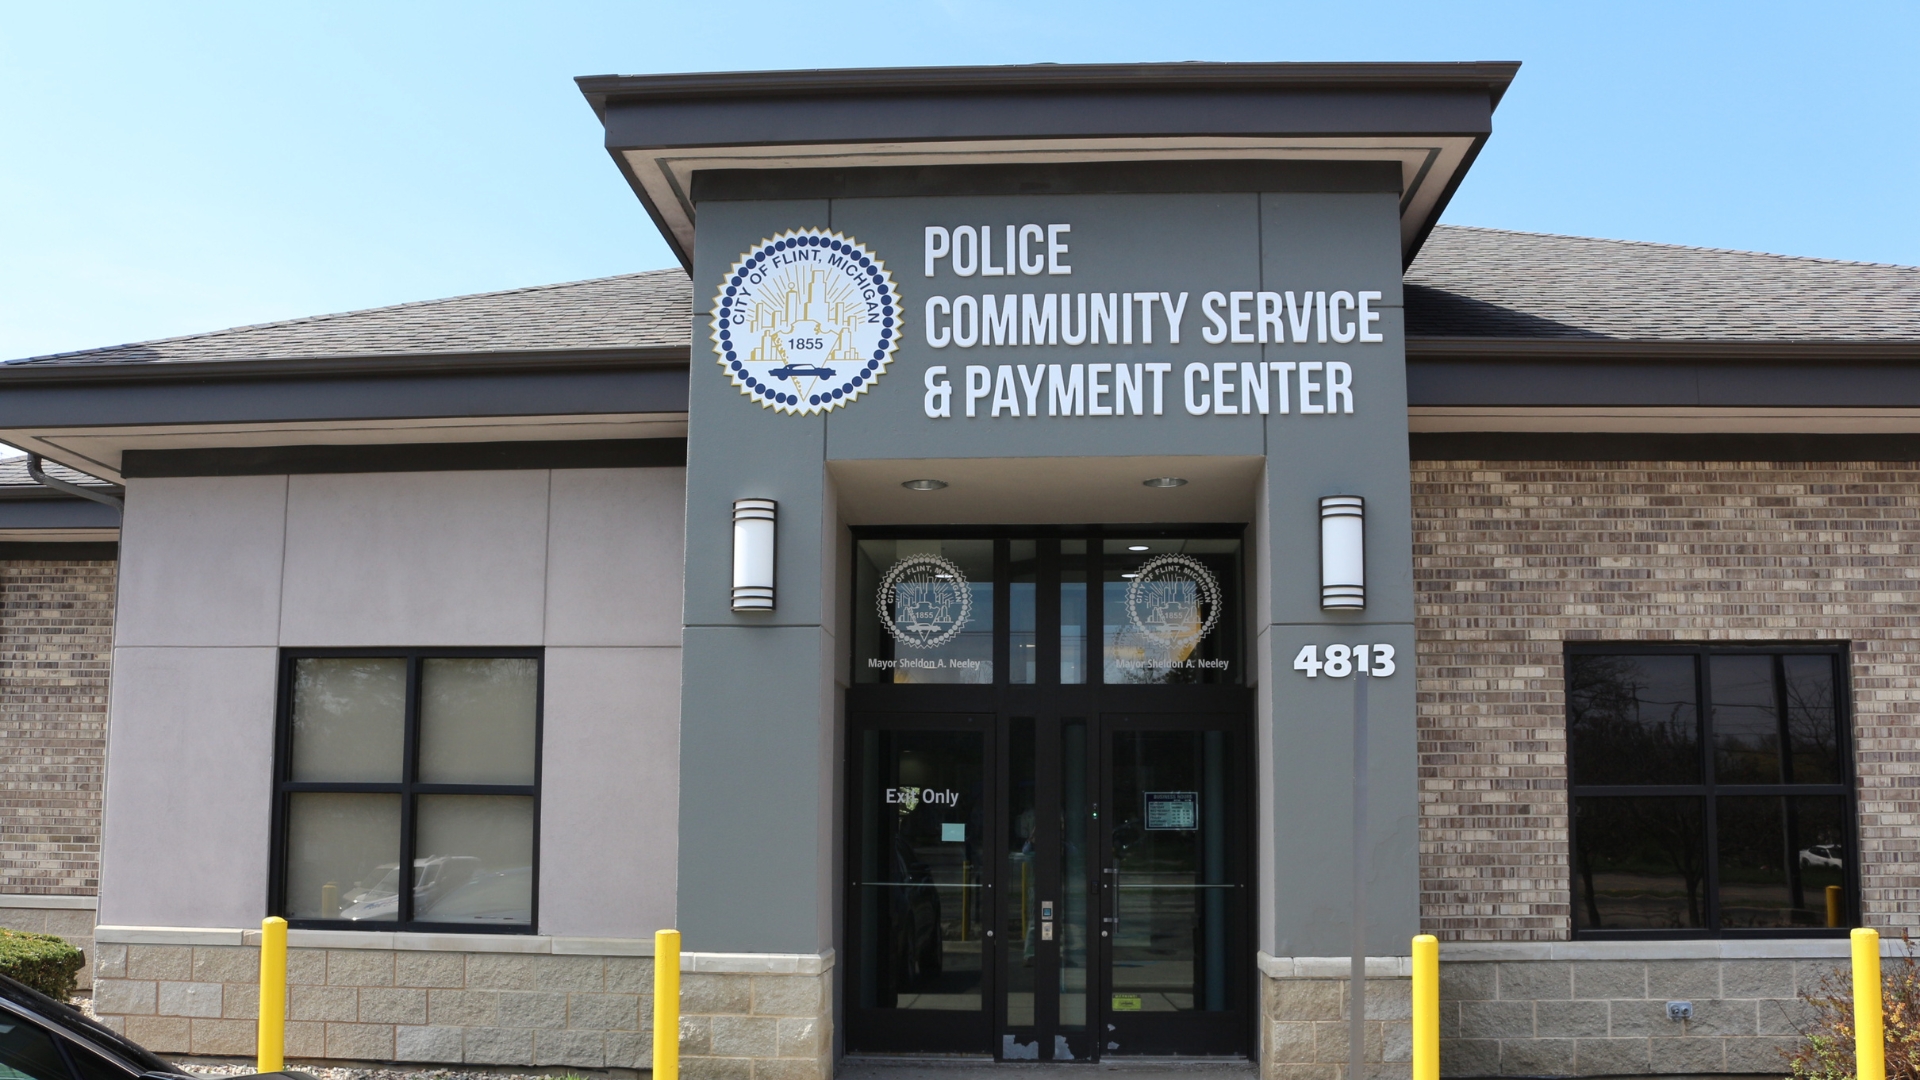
1568,654,1700,786
1574,796,1706,929
1567,647,1851,935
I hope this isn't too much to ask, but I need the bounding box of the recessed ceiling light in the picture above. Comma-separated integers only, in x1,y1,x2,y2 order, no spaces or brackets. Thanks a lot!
901,479,948,491
1142,477,1187,488
1127,545,1150,552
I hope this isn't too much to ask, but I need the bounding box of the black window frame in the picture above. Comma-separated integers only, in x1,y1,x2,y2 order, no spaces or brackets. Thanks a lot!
1565,641,1856,940
849,524,1248,689
269,646,544,934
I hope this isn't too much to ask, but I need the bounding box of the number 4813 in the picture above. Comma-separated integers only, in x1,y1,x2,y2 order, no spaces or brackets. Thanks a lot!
1292,643,1395,678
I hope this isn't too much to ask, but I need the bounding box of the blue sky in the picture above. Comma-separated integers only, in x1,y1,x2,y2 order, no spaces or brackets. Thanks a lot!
2,1,1915,361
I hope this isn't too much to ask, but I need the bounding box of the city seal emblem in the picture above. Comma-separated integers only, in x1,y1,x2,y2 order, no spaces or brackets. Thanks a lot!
1107,553,1224,680
711,229,901,415
876,554,973,650
1126,553,1222,653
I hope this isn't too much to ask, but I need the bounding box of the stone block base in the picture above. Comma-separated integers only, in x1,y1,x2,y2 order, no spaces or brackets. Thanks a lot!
91,934,833,1079
1260,955,1412,1080
1441,952,1833,1076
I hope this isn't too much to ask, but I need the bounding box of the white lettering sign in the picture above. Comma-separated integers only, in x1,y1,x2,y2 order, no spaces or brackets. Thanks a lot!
1291,643,1397,678
919,222,1382,420
885,786,962,808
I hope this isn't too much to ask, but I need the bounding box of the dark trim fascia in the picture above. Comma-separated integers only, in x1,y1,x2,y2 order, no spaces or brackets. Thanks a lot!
599,90,1497,153
0,368,691,430
1408,339,1920,408
1410,431,1920,461
0,542,117,561
0,499,122,528
121,438,689,478
0,346,689,386
691,160,1404,203
575,61,1522,112
1406,337,1920,363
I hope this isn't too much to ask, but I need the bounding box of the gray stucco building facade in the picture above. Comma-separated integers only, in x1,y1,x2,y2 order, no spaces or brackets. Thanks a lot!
0,61,1915,1079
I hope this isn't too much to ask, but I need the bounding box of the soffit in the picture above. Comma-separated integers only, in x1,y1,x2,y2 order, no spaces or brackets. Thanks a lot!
829,455,1262,526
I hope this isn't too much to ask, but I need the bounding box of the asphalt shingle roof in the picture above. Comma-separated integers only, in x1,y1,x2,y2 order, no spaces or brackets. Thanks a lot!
7,228,1917,368
7,269,693,366
0,457,114,491
1405,226,1920,342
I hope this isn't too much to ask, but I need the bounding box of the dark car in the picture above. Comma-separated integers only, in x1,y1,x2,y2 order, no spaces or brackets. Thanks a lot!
0,972,301,1080
766,363,836,380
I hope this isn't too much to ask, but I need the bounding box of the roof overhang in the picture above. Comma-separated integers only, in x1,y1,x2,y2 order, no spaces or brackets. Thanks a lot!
577,61,1520,270
0,349,690,482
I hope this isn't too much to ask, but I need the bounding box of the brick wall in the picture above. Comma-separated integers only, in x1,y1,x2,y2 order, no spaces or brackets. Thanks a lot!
1411,461,1920,941
0,560,115,895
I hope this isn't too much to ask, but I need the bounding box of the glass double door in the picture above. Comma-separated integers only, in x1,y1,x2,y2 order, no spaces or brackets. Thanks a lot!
846,705,1250,1060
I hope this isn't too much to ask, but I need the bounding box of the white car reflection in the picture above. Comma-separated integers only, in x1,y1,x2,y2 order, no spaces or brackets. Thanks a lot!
1798,844,1843,869
340,856,530,923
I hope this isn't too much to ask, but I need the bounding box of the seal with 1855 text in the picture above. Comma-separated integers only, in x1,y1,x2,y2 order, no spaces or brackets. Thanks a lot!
711,229,901,415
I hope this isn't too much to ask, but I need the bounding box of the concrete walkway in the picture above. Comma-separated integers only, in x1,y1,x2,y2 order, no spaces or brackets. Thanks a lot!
838,1060,1258,1080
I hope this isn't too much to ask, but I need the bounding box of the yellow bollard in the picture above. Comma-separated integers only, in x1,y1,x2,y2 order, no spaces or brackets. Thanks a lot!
655,929,681,1080
1412,935,1439,1080
1828,885,1844,929
257,916,287,1073
1854,927,1884,1080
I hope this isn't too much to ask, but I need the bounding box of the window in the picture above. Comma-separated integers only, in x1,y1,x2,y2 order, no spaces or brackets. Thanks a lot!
273,650,540,931
1567,644,1852,936
0,1009,79,1080
851,531,1242,687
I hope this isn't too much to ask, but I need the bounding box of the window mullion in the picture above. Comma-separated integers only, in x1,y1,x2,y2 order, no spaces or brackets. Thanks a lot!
994,537,1010,689
400,652,422,928
1089,527,1104,686
1694,646,1721,932
1570,784,1709,795
1771,654,1795,784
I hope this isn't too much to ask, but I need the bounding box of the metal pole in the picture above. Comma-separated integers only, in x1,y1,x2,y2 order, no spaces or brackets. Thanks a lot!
655,929,682,1080
1854,927,1884,1080
256,916,287,1072
1412,935,1438,1080
1350,667,1370,1080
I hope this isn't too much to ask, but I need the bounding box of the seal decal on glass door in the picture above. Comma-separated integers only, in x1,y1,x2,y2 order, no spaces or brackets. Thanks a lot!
876,554,972,649
1113,553,1223,678
711,229,901,414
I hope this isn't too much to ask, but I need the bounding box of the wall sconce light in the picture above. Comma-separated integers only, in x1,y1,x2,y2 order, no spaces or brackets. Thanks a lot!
1319,495,1365,610
732,498,776,612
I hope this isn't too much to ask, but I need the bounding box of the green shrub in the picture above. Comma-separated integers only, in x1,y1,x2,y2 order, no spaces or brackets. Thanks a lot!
0,930,84,1002
1790,933,1920,1080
